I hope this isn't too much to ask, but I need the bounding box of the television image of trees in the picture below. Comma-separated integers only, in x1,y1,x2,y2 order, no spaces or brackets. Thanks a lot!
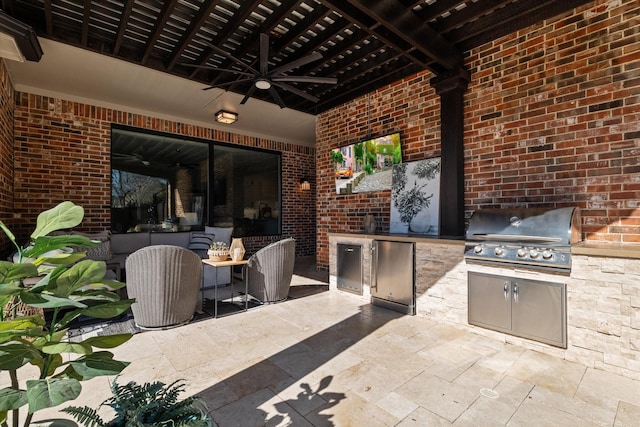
332,132,402,194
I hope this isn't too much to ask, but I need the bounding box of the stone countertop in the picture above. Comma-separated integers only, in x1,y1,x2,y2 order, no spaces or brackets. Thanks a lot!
572,241,640,260
328,232,465,246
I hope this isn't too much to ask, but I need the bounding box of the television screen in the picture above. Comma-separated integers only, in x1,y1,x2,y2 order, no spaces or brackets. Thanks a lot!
332,132,402,194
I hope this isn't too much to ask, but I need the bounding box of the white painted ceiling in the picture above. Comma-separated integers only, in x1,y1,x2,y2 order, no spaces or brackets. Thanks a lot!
5,38,317,147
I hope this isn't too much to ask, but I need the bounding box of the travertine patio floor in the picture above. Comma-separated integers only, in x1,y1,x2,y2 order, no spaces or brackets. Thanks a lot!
29,257,640,426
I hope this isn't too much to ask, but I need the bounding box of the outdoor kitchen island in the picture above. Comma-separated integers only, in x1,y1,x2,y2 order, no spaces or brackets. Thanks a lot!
329,232,640,381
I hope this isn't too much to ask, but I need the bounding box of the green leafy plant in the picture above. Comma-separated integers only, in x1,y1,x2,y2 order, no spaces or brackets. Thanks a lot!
63,377,214,427
0,201,135,427
207,242,228,252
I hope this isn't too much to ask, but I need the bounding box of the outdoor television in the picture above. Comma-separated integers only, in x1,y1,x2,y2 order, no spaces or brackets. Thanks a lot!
332,132,402,194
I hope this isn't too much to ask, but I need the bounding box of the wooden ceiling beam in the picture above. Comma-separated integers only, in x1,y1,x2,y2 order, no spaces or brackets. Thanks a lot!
452,0,595,51
44,0,53,35
428,0,514,33
140,0,179,65
186,1,263,79
113,0,134,56
343,0,463,70
165,0,222,71
80,0,90,47
319,0,431,69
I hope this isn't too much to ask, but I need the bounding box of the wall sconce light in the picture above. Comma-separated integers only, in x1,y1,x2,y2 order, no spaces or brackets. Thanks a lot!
215,110,238,124
300,178,311,191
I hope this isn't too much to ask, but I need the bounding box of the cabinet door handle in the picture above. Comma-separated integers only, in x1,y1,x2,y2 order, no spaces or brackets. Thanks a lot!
513,283,519,303
503,281,510,300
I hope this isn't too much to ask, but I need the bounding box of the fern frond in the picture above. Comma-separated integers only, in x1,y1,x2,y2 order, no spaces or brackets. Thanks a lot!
62,405,106,427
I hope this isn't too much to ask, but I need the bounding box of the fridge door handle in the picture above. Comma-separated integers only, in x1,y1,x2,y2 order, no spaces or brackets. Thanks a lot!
370,244,377,291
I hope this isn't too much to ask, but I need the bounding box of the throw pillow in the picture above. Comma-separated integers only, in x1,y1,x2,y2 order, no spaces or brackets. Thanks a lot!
189,232,214,251
204,226,233,245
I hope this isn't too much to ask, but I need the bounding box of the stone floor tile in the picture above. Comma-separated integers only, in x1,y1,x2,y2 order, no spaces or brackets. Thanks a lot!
523,385,616,426
476,342,527,374
196,380,240,411
209,387,313,427
396,407,452,426
349,331,436,377
271,377,331,417
376,391,420,420
275,347,364,391
575,368,640,409
452,363,504,390
423,342,485,382
396,371,480,422
614,400,640,426
507,388,605,427
330,359,416,403
222,358,293,399
506,349,587,396
492,375,535,409
452,377,531,426
304,389,399,427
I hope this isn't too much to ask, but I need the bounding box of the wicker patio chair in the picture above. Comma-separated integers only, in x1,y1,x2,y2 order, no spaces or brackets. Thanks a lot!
246,238,295,303
125,245,202,329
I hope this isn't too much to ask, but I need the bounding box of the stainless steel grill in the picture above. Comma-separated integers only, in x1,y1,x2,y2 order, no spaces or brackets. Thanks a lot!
464,207,582,272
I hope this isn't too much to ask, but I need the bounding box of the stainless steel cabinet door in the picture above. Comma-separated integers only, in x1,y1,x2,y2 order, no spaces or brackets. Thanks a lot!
512,278,566,347
372,240,415,307
468,272,512,332
337,244,362,295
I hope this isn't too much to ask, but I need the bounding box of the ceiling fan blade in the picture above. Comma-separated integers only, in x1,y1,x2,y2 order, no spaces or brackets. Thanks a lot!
204,41,260,76
260,33,269,75
272,76,337,84
272,81,319,103
202,77,256,91
179,64,255,77
240,85,257,105
269,87,286,109
270,52,323,76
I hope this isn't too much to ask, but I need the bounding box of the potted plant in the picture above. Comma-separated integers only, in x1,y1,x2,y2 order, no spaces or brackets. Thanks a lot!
0,201,135,427
62,377,215,426
207,242,229,261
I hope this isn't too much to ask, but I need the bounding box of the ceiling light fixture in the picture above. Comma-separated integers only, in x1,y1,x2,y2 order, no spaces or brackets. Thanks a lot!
255,79,271,90
215,110,238,124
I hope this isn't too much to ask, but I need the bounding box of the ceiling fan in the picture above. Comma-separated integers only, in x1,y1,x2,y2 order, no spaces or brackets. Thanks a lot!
183,33,337,108
112,152,151,166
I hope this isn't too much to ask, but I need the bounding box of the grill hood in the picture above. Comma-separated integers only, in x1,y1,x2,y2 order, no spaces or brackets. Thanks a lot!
466,207,582,246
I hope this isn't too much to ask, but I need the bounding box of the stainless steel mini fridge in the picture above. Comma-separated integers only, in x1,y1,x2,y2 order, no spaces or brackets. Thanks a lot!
371,240,416,315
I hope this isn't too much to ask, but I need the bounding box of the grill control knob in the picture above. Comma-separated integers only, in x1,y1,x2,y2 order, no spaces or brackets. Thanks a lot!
517,249,527,258
542,250,553,259
474,245,483,254
529,249,540,259
494,247,505,256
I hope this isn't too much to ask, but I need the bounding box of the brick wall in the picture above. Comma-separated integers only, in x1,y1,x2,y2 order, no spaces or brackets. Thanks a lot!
0,61,14,255
11,93,316,258
316,0,640,270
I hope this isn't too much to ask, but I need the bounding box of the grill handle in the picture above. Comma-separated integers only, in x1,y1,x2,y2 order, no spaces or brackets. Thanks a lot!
468,234,562,243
